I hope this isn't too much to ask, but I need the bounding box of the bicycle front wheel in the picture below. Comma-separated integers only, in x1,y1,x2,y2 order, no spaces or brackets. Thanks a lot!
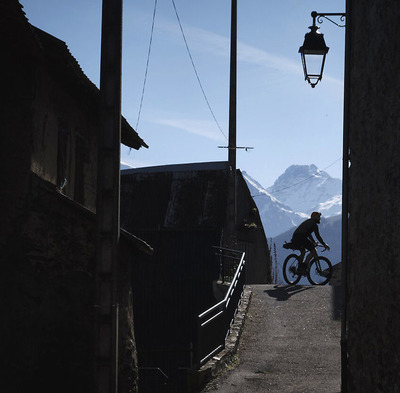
283,254,302,285
307,256,333,285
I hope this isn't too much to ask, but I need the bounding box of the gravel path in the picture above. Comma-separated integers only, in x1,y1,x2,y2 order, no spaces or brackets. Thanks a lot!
202,284,341,393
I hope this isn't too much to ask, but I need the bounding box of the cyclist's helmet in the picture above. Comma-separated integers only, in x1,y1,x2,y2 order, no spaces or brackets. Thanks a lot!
311,211,322,219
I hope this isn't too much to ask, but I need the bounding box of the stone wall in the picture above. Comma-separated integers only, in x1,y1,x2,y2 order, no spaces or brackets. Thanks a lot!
347,1,400,391
0,174,139,393
1,4,146,391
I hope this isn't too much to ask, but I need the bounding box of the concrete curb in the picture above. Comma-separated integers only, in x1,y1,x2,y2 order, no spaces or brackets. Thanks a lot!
190,287,253,391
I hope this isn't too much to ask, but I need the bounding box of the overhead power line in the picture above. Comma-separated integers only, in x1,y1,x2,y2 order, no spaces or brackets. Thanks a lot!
171,0,228,142
252,157,342,198
135,0,158,131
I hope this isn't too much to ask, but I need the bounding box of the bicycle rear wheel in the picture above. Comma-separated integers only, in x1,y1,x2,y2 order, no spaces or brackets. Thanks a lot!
283,254,302,285
307,256,333,285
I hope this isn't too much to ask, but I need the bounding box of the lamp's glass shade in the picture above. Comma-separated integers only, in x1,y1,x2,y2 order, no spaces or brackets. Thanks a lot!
299,25,329,87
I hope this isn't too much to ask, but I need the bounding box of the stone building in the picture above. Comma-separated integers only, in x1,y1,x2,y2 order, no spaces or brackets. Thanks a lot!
345,1,400,391
0,2,150,392
120,162,271,391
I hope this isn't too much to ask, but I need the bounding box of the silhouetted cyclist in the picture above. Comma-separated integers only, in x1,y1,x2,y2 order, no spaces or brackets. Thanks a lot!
290,211,330,273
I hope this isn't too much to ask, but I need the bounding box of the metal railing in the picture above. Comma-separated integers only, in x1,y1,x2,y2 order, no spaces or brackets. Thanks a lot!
196,248,246,368
215,246,242,284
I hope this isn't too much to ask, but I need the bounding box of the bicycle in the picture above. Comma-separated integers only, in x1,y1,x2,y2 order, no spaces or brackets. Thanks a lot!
282,242,333,285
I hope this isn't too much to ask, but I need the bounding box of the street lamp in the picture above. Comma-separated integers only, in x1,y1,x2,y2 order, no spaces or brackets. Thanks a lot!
299,11,345,88
298,22,329,87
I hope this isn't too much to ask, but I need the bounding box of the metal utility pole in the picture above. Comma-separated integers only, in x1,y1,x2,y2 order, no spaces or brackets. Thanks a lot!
228,0,237,235
95,1,123,393
229,0,237,173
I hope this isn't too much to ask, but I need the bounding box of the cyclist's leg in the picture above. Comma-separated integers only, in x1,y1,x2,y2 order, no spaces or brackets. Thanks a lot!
297,247,309,275
291,234,306,262
298,248,306,263
304,248,316,265
302,239,316,265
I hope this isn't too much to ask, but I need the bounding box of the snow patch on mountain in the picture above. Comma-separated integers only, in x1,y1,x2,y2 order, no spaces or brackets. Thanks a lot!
311,194,342,217
267,164,342,215
244,164,342,239
243,171,308,238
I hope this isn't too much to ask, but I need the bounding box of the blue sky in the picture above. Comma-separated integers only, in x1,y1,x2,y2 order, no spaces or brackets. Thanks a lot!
21,0,346,188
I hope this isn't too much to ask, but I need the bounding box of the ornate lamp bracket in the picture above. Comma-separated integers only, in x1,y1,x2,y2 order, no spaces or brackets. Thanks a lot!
311,11,346,28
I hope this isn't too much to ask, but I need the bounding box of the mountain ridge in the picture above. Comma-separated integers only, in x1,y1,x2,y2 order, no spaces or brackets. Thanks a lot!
266,164,342,215
243,164,342,238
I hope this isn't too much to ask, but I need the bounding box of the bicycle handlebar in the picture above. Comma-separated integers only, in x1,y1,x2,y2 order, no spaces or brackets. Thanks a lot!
315,243,329,252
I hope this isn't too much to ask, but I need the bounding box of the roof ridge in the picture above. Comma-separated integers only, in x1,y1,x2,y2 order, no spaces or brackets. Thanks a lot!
121,161,231,175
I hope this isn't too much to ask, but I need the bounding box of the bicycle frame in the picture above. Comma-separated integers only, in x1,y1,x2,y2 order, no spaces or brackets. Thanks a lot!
282,243,332,285
295,243,327,263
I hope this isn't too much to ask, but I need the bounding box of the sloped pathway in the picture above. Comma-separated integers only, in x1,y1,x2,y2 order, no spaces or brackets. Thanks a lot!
202,285,341,393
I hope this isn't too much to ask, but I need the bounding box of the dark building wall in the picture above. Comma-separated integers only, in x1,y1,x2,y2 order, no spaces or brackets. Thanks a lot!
2,11,99,217
130,231,221,370
236,170,272,284
121,164,230,231
121,165,272,285
1,3,38,253
1,3,148,392
121,166,226,380
30,61,99,208
29,29,100,210
120,164,271,390
0,174,139,393
347,1,400,391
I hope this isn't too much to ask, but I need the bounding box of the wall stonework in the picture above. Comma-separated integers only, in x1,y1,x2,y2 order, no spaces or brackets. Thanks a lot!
347,1,400,391
1,3,149,391
0,174,139,393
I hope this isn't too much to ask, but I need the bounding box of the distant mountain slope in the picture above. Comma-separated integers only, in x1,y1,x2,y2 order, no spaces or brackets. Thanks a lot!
311,194,342,217
244,164,342,239
243,172,307,238
267,164,342,215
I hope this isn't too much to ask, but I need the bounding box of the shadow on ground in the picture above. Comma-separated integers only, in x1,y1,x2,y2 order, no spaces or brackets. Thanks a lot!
264,284,343,320
264,284,313,301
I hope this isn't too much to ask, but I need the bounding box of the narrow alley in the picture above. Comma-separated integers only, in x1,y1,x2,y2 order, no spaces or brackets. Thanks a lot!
202,285,341,393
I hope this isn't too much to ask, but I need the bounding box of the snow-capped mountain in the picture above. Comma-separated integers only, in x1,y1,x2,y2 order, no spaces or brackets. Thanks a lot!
267,164,342,216
243,172,307,238
243,164,342,239
243,164,342,284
